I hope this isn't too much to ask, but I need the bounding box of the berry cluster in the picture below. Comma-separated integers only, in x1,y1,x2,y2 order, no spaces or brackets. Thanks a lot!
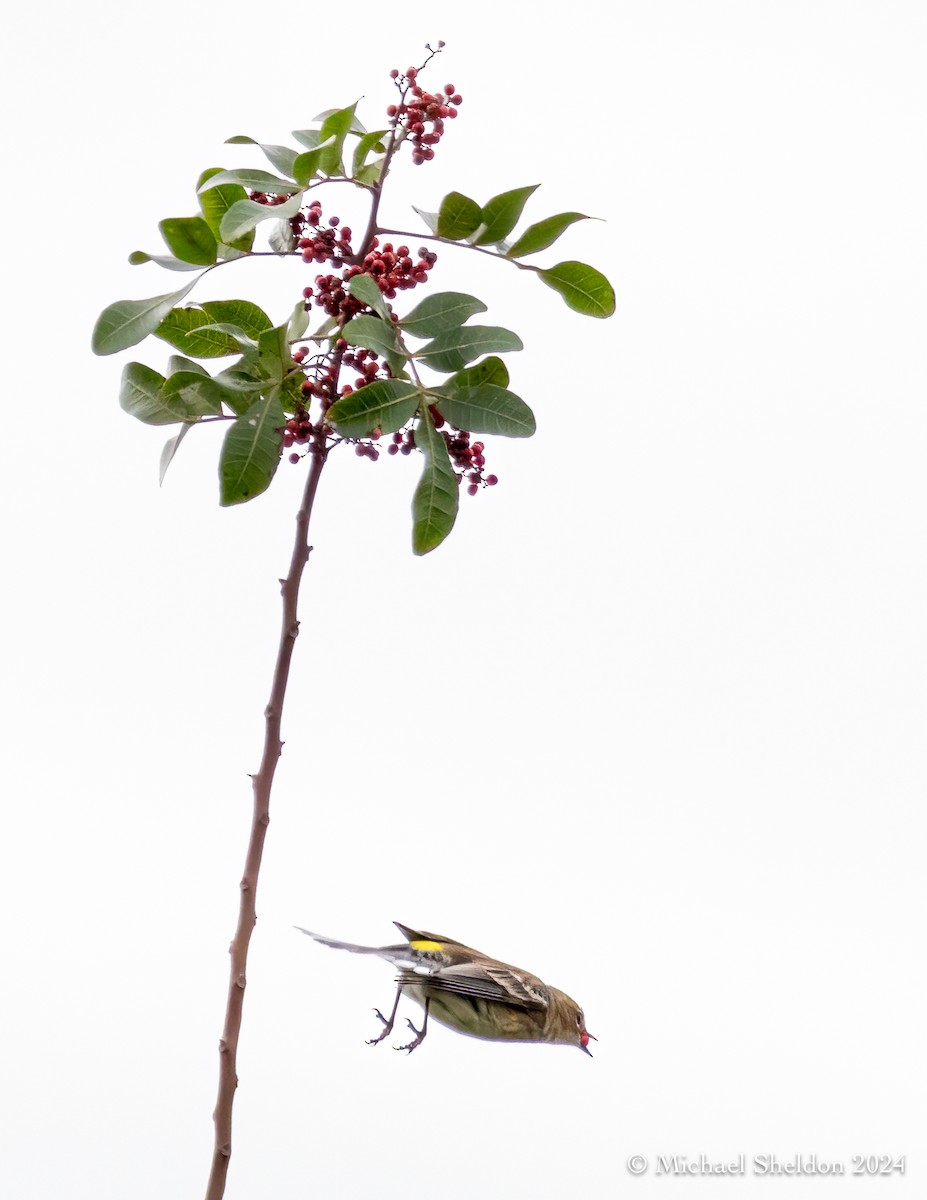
304,275,366,324
387,429,416,457
341,345,391,390
303,238,437,320
283,408,315,463
290,342,344,417
293,195,440,321
351,240,437,298
248,191,294,206
387,69,462,165
426,406,498,494
298,359,339,412
296,200,354,264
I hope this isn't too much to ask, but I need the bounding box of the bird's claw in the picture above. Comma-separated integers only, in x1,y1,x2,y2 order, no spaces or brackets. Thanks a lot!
395,1017,427,1054
366,1008,393,1046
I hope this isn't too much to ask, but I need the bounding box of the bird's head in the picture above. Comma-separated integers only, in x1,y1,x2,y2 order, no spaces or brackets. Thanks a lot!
551,988,597,1055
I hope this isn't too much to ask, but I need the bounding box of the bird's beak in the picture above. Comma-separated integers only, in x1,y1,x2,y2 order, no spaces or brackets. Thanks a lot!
580,1031,597,1056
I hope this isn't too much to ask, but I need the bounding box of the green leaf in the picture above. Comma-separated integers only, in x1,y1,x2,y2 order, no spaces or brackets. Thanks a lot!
280,372,306,413
433,384,535,438
155,300,272,357
506,212,590,258
161,369,224,414
197,168,254,253
256,323,291,379
538,261,615,318
351,129,388,176
198,168,301,195
400,292,488,338
225,137,299,178
355,161,383,186
412,404,458,555
156,308,239,356
160,369,212,395
167,355,207,377
417,326,524,374
287,300,310,342
219,192,303,244
314,107,368,133
204,299,273,339
159,422,195,486
445,356,510,390
291,129,322,151
212,365,269,410
92,278,202,356
293,138,337,185
216,244,250,262
158,216,218,265
193,323,259,353
436,191,482,240
347,273,391,320
475,185,539,246
340,314,404,360
327,380,418,438
119,362,214,424
268,218,297,255
128,250,204,272
317,102,358,174
411,206,439,235
219,391,286,505
119,362,166,421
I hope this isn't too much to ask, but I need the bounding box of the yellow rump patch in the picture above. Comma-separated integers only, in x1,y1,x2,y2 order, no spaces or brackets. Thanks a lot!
410,939,445,952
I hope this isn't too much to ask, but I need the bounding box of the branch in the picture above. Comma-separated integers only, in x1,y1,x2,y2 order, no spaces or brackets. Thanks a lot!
204,430,329,1200
376,227,538,270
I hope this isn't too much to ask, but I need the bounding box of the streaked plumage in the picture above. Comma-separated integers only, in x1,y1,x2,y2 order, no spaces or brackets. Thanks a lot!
296,921,595,1054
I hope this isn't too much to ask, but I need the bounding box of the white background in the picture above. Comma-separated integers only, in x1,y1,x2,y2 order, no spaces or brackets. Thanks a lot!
3,2,925,1196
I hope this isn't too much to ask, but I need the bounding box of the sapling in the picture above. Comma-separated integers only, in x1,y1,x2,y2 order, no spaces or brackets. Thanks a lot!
92,42,614,1200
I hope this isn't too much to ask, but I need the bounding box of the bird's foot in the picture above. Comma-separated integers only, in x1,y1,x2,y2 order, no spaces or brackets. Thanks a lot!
395,1017,428,1054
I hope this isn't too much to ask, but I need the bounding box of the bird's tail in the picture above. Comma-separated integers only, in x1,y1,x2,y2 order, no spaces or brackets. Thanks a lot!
294,926,382,955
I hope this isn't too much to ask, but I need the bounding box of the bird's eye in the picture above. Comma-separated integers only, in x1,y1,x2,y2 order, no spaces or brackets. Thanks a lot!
576,1011,583,1027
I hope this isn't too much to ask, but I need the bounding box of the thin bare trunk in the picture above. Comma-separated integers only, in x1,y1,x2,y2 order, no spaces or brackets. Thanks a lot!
205,433,328,1200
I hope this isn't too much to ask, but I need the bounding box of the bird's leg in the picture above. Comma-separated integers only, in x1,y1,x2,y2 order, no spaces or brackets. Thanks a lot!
366,984,403,1045
396,997,430,1054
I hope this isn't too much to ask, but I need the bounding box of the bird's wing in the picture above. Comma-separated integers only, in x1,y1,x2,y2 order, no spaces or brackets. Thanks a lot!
401,959,551,1011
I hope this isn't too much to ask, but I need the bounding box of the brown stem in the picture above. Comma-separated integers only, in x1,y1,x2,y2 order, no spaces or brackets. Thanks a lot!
204,430,329,1200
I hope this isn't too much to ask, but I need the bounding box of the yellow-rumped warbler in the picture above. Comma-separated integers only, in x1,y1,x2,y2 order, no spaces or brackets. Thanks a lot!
296,921,595,1054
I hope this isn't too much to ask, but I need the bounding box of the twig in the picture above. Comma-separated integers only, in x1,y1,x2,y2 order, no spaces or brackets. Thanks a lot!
204,430,329,1200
